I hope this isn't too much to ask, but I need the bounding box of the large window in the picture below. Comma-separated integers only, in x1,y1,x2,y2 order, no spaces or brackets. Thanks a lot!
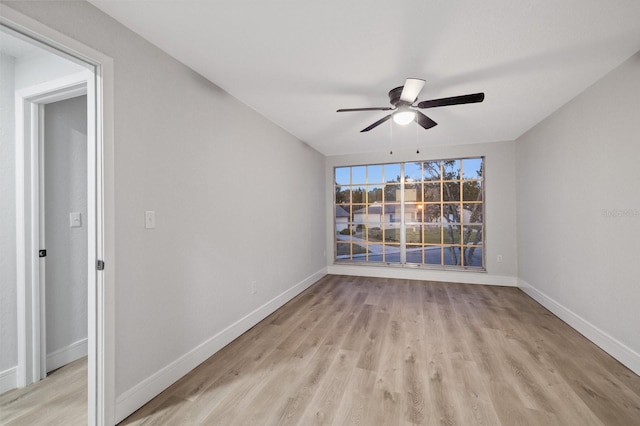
335,157,484,269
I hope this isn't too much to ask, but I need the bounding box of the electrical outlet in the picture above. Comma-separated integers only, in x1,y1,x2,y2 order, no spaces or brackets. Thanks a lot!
497,254,503,263
251,281,257,294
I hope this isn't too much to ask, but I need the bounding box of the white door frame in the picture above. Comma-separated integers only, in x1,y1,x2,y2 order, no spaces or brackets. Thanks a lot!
15,71,92,386
2,6,115,425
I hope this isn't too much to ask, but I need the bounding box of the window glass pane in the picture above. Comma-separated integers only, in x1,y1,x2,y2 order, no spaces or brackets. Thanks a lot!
335,167,351,185
442,203,460,223
404,185,419,202
383,224,401,243
335,207,350,230
366,204,384,222
413,204,425,223
335,186,350,205
405,162,422,182
443,182,460,201
423,161,440,181
405,224,422,244
405,246,423,264
352,250,368,262
352,205,366,224
367,185,383,203
424,246,442,265
462,158,483,180
352,166,367,184
353,223,366,238
444,246,462,265
384,243,401,263
463,204,483,223
336,223,351,241
442,160,460,180
423,205,440,223
384,204,401,223
384,163,401,182
335,242,351,260
352,186,366,204
462,246,483,267
367,224,384,242
443,225,461,244
384,184,401,202
367,164,383,183
462,181,482,201
404,203,419,224
368,244,383,262
423,224,441,244
463,225,483,245
352,243,368,260
336,224,349,238
423,183,440,202
336,204,351,219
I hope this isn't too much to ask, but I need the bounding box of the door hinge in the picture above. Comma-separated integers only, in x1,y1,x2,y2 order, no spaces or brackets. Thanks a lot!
96,260,105,271
39,249,47,258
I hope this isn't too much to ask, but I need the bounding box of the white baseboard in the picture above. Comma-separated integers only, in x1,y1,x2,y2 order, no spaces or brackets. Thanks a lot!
0,366,17,395
46,338,88,373
0,339,88,396
518,278,640,376
328,264,517,287
114,267,328,424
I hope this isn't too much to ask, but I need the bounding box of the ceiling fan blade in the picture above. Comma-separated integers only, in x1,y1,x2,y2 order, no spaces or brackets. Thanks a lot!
360,114,392,132
337,107,394,112
415,111,438,130
417,92,485,109
400,78,426,103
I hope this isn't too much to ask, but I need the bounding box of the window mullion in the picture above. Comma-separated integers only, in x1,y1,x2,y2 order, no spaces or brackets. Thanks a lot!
400,163,406,264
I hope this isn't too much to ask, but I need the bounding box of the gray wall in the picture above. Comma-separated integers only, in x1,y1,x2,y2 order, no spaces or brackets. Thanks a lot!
4,0,326,410
516,51,640,370
0,52,17,373
44,95,88,366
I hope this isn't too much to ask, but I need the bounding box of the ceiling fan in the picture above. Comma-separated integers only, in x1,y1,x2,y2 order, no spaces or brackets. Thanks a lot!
337,78,484,132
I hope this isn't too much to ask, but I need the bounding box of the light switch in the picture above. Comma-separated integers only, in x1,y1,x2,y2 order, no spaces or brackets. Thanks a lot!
145,211,156,229
70,212,82,228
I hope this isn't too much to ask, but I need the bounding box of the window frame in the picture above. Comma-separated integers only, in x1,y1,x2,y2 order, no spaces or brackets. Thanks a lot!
334,156,485,271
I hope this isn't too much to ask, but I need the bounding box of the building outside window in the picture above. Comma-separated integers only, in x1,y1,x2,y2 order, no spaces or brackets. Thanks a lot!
334,157,484,269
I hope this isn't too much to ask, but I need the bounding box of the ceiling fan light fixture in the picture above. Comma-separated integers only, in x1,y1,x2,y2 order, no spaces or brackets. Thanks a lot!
393,108,415,125
338,77,484,132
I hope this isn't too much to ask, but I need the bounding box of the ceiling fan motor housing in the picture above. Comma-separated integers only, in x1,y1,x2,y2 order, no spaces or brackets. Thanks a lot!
388,86,410,107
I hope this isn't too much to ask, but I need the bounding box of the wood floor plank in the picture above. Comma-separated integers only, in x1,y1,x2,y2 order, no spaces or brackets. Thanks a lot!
331,367,376,425
0,357,87,425
296,349,359,425
5,275,640,425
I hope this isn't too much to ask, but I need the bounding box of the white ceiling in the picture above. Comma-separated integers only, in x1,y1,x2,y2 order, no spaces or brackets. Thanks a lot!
89,0,640,156
0,30,39,58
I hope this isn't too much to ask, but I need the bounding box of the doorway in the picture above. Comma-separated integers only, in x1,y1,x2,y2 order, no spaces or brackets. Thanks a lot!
43,94,89,375
1,9,114,423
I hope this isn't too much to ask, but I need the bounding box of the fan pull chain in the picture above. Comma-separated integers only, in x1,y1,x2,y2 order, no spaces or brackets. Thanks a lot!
415,119,420,155
389,118,393,155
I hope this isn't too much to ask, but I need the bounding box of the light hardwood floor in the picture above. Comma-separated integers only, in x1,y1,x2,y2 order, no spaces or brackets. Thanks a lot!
0,357,87,425
3,275,640,425
120,275,640,425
